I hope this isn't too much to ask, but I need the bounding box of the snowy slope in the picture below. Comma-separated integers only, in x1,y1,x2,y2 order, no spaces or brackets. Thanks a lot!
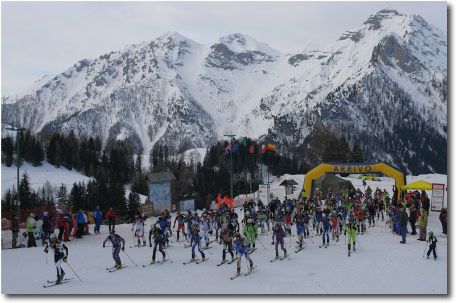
1,10,447,174
1,162,93,196
1,206,447,294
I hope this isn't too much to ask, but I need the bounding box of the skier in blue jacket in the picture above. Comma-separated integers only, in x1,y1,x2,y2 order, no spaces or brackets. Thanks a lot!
234,233,253,276
321,214,330,247
155,212,171,246
76,209,85,239
92,205,102,234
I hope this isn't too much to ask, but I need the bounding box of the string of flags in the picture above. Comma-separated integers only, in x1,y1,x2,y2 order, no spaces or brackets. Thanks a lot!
225,139,276,155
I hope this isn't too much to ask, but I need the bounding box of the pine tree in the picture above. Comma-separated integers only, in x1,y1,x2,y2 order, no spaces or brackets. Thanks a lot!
56,183,68,209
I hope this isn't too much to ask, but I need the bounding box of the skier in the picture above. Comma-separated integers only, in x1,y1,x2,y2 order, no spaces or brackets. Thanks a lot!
234,233,254,276
173,211,187,242
156,212,171,246
330,212,339,242
220,225,235,264
148,225,166,264
44,233,69,284
201,214,212,248
243,218,258,250
426,231,438,260
295,216,305,249
189,223,206,262
321,214,330,247
103,230,125,268
272,223,287,260
344,217,358,257
132,215,146,246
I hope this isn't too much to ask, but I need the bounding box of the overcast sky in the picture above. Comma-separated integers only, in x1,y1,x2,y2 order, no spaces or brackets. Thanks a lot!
1,1,447,96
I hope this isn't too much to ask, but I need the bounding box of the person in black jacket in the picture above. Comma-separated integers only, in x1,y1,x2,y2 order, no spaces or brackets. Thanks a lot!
11,215,19,248
149,225,166,264
409,204,418,235
398,207,409,244
422,197,430,212
439,208,447,235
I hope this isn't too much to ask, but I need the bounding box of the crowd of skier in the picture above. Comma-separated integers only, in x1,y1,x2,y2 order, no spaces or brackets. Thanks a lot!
15,184,446,286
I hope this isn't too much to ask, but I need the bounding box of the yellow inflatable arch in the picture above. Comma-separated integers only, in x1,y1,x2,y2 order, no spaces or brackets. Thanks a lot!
303,162,407,200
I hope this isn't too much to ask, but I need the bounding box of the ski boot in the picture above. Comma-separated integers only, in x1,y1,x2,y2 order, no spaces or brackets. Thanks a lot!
202,255,206,261
325,242,328,247
56,275,63,285
150,260,156,265
274,255,279,260
116,263,122,268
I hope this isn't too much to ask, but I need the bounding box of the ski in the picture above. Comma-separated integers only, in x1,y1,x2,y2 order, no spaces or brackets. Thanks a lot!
46,278,74,283
270,257,280,262
228,258,237,264
217,260,228,266
183,259,199,265
230,273,241,280
202,246,212,250
248,248,257,254
108,265,127,272
143,259,171,267
196,258,210,264
43,280,71,288
244,265,257,276
280,255,290,261
295,247,304,253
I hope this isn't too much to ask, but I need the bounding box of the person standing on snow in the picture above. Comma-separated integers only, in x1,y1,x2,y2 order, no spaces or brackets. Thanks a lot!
103,230,125,268
233,233,254,276
409,204,418,235
106,208,116,233
344,217,358,257
418,207,428,241
92,205,102,234
399,207,408,244
148,225,166,264
132,215,146,246
44,233,69,284
11,215,19,249
426,231,438,260
76,209,85,239
26,213,37,247
272,223,287,259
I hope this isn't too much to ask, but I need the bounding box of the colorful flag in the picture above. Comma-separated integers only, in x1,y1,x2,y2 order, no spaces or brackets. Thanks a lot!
249,145,254,154
233,143,239,152
243,138,247,147
225,144,232,154
267,144,276,151
261,145,267,154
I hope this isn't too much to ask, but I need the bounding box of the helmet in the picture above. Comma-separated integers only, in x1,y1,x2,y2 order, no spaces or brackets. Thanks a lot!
428,231,434,236
49,233,57,240
203,208,207,212
202,213,208,217
30,213,35,218
274,223,280,229
245,211,250,216
322,214,326,218
161,212,165,216
247,218,253,224
44,212,48,216
192,212,197,216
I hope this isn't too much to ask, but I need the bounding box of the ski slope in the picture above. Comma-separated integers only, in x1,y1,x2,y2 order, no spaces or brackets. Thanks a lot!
1,207,447,294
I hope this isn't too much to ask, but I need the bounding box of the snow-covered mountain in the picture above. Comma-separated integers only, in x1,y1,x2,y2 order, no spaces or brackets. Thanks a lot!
2,10,447,174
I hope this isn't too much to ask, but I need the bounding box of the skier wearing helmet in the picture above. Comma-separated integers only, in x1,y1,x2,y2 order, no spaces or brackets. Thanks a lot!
44,233,69,284
272,223,287,260
243,218,258,251
426,231,438,260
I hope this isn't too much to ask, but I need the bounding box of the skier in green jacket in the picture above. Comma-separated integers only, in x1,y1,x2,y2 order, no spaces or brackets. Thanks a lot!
243,218,258,250
344,217,358,257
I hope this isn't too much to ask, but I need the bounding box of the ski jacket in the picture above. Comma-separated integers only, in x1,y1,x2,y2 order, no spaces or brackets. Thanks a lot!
92,209,102,222
44,241,68,260
399,211,408,227
149,228,164,244
26,217,36,232
174,214,185,226
156,217,170,231
234,238,249,254
243,224,257,237
273,226,286,241
427,235,437,247
56,215,65,227
42,216,50,232
76,212,85,224
419,210,428,228
103,234,125,248
12,218,19,233
106,210,116,221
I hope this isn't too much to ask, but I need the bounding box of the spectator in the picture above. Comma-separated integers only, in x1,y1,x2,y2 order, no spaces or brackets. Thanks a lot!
93,205,102,234
63,214,71,242
76,209,85,239
26,213,37,247
72,214,78,239
56,212,65,241
399,207,408,244
422,197,430,212
42,212,50,245
106,208,117,233
439,208,447,235
83,212,90,235
418,208,428,241
409,204,417,235
11,215,19,249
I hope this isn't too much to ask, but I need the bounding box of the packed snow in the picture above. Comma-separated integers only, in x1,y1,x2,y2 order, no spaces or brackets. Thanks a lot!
1,173,447,294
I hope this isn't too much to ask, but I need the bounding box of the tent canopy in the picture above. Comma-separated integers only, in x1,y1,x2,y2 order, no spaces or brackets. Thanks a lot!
279,179,299,187
400,180,432,191
312,174,355,197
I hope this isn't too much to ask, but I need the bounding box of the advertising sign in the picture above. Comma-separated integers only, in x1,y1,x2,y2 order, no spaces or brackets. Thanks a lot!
431,183,445,211
149,181,171,215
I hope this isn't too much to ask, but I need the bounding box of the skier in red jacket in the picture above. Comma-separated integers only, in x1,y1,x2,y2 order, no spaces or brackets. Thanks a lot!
106,208,116,233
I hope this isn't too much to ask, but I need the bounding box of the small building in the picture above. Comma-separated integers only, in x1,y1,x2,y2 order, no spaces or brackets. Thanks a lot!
146,172,176,215
279,179,299,195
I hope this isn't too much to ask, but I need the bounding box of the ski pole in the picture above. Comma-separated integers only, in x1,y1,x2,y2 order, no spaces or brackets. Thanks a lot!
45,252,48,264
257,236,266,250
65,261,82,282
356,236,362,250
422,242,428,258
163,249,173,263
123,250,138,266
